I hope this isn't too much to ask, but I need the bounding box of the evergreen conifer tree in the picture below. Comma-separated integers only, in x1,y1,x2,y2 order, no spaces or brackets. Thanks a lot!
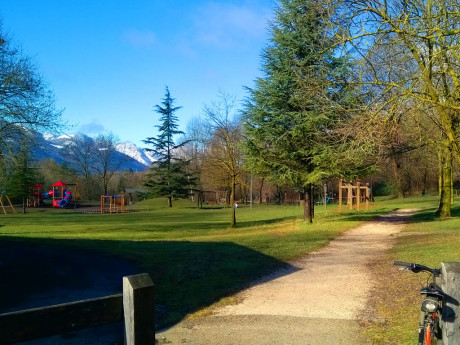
5,143,40,213
244,0,352,222
144,87,193,207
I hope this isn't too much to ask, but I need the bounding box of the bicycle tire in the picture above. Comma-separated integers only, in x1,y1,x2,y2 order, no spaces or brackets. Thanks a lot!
424,323,433,345
422,320,442,345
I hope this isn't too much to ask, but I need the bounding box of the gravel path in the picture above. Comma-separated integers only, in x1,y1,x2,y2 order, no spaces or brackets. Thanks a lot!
158,209,416,345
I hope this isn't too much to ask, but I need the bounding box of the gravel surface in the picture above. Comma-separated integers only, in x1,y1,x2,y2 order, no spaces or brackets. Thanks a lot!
157,209,417,345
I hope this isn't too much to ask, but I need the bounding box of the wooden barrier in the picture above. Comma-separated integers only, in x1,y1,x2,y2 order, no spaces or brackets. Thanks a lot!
0,273,154,345
441,262,460,344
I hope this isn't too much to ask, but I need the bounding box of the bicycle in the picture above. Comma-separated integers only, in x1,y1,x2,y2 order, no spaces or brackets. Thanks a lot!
394,261,445,345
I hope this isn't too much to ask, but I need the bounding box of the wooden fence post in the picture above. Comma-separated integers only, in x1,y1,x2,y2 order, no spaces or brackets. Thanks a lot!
347,185,353,210
123,273,155,345
441,262,460,344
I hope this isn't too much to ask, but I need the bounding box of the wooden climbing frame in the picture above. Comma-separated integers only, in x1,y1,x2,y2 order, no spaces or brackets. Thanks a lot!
338,179,371,211
100,195,126,213
0,195,16,214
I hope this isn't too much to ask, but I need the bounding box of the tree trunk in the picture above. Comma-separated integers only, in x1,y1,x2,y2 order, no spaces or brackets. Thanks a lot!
436,144,452,218
22,197,26,214
303,184,313,223
168,196,172,208
438,150,443,198
231,177,236,227
196,191,203,209
310,184,314,219
451,164,454,205
391,154,404,198
422,169,427,196
259,178,265,205
226,190,231,207
103,178,108,196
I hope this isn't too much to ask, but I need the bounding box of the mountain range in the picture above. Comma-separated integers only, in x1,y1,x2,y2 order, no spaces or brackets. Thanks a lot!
32,133,155,172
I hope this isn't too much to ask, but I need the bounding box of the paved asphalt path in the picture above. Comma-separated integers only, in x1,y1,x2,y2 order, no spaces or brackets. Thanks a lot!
157,209,415,345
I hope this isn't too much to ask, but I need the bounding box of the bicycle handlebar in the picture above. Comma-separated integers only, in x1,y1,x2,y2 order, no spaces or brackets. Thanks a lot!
393,261,441,276
394,261,413,268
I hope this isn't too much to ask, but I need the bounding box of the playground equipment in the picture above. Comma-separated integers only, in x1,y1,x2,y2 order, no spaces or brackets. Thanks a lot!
44,180,71,207
101,195,126,213
43,181,80,208
338,179,372,211
0,194,16,214
28,184,44,207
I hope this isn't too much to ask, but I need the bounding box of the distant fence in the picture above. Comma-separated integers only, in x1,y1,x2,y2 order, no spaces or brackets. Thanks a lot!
0,273,154,345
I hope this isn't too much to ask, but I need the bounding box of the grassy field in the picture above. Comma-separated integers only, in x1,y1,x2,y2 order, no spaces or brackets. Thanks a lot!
0,195,451,331
363,199,460,345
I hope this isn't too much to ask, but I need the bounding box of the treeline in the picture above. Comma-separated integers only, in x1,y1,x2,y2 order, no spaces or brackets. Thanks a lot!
37,158,146,201
155,0,458,224
1,0,459,222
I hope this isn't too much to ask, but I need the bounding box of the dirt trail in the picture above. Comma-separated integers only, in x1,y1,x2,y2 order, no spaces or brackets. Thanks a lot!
158,209,416,345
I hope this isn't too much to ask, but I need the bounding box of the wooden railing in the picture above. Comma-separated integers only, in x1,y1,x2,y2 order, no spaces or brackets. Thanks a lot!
0,273,155,345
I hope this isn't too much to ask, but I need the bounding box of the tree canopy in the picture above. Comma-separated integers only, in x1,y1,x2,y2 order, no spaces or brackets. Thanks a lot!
0,27,62,159
243,0,356,222
334,0,460,217
144,87,193,207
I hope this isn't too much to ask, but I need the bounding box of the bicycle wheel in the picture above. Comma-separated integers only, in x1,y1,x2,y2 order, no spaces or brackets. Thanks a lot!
424,323,433,345
422,319,442,345
418,312,434,345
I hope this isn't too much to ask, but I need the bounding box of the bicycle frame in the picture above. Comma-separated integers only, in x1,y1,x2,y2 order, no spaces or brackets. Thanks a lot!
419,299,441,345
394,261,445,345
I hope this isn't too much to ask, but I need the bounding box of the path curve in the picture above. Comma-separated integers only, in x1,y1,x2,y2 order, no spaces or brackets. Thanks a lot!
158,209,416,345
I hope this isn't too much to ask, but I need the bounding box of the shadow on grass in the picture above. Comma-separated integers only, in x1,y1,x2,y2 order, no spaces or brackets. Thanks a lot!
0,236,294,330
337,209,399,222
183,206,226,210
235,215,299,228
0,240,139,313
403,204,460,223
341,203,460,225
113,214,302,233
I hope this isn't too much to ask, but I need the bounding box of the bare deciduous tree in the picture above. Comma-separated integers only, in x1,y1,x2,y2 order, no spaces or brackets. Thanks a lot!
63,134,96,197
93,133,126,195
0,27,62,158
202,92,244,227
335,0,460,217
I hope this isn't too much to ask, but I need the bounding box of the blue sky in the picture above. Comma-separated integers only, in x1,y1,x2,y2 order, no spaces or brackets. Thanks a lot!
0,0,274,146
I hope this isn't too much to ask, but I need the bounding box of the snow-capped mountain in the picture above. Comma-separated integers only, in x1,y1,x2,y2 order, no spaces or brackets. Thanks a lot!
115,141,155,167
32,133,154,172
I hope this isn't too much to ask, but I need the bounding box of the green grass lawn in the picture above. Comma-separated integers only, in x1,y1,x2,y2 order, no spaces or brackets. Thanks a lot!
0,195,448,329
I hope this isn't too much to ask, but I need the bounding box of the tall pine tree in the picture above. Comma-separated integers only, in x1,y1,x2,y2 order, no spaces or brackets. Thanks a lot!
4,143,40,213
243,0,351,222
144,87,193,207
